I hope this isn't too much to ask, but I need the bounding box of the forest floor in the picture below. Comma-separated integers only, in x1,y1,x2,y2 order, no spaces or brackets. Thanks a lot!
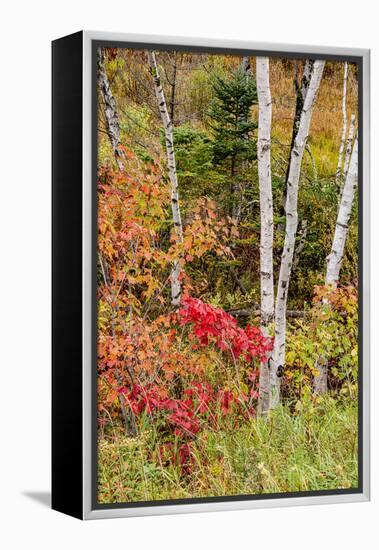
98,395,358,503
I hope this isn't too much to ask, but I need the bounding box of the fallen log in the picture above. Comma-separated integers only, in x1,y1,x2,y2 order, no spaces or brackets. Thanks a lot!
227,307,305,319
227,307,347,320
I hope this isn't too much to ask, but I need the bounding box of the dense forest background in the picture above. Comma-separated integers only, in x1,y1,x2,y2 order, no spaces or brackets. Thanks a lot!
96,48,359,504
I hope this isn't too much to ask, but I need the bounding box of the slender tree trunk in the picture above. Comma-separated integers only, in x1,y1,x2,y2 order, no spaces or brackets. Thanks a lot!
169,54,177,125
97,48,125,170
336,62,348,183
327,138,358,286
343,114,356,181
256,57,274,415
313,138,358,394
147,50,184,306
312,356,328,395
281,60,314,213
270,60,325,409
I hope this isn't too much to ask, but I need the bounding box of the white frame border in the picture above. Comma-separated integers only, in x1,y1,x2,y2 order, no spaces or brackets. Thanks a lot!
82,31,370,520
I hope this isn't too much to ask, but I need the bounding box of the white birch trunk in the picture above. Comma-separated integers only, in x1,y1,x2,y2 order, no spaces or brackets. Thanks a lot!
256,57,274,415
147,51,184,306
314,138,358,394
326,138,358,286
336,62,348,182
281,60,314,220
270,60,325,409
97,49,124,171
343,114,356,181
302,60,314,94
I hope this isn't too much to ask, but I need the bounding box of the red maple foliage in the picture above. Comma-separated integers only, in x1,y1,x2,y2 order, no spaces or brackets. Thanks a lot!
178,296,273,362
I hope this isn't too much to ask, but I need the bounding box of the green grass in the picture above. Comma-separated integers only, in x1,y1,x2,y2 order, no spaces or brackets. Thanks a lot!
98,395,358,503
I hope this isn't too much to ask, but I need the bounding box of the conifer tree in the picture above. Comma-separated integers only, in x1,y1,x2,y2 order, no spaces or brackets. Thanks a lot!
207,67,258,218
208,67,257,171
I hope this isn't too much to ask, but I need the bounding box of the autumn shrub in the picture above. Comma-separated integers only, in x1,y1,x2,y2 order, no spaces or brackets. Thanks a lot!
284,285,358,402
98,295,272,471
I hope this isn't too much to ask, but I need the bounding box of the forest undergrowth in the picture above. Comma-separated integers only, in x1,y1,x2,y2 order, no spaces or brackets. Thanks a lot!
97,49,359,502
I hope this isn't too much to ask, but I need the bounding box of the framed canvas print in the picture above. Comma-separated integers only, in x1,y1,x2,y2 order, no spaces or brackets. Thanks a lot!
52,31,370,520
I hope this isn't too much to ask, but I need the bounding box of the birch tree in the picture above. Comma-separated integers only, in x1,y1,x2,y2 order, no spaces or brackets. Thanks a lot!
292,60,314,144
169,53,178,124
343,114,356,181
281,60,314,213
256,57,274,415
313,138,358,394
336,62,348,183
97,49,125,171
147,50,184,306
326,138,358,286
270,60,325,408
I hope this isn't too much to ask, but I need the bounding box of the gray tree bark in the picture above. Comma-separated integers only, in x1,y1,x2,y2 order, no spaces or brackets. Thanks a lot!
97,48,125,171
270,60,325,409
256,57,274,415
147,50,184,306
